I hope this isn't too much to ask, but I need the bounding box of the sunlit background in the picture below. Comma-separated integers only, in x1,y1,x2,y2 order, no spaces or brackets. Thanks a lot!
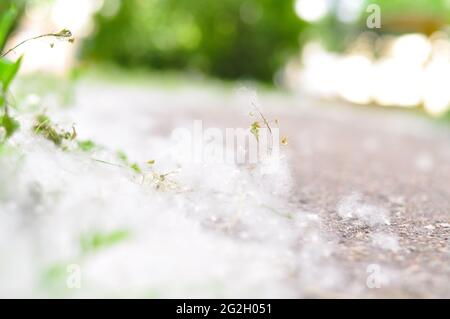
3,0,450,117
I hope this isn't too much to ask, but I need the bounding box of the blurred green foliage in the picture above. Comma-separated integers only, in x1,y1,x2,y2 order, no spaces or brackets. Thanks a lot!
367,0,450,19
0,0,25,51
313,0,450,52
362,0,450,36
80,229,131,254
1,6,23,142
83,0,305,83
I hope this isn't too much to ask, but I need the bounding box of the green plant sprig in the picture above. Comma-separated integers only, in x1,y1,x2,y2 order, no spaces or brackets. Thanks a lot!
1,25,74,143
33,113,76,149
251,101,272,136
1,29,74,58
249,102,288,152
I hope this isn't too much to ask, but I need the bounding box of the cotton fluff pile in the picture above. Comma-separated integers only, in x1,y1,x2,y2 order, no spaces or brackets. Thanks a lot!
0,92,342,298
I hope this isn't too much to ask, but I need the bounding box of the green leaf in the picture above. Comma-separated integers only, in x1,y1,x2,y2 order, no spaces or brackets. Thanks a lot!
250,121,260,142
41,262,67,286
0,143,15,156
40,260,79,293
130,163,142,174
0,55,22,92
55,29,72,38
0,113,19,139
80,229,131,254
33,114,63,146
77,139,96,152
116,150,128,162
0,7,17,50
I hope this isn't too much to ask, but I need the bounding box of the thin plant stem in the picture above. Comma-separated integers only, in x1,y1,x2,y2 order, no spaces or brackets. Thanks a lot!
91,158,126,169
252,102,272,135
251,101,274,154
1,29,73,58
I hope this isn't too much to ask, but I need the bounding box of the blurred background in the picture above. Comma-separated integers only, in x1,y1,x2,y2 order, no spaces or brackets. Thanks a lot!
3,0,450,118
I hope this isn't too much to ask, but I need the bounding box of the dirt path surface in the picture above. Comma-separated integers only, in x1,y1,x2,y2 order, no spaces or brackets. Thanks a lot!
72,81,450,298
